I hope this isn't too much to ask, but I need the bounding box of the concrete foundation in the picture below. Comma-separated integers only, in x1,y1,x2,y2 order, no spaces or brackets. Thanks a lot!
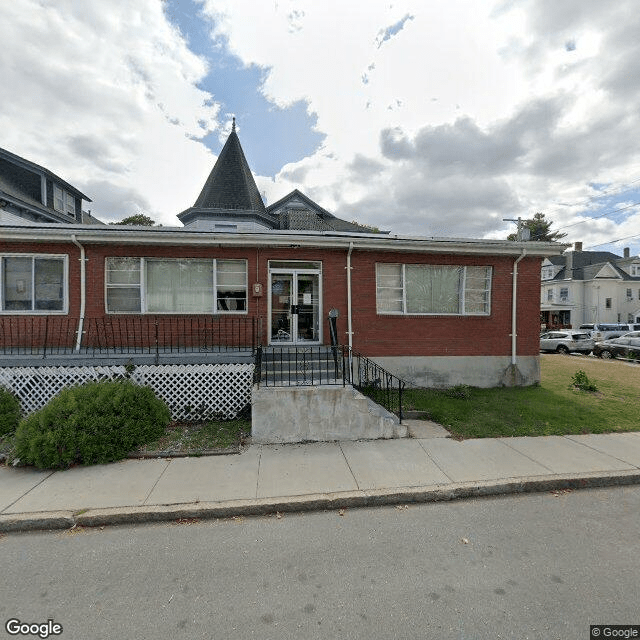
251,385,406,444
370,355,540,388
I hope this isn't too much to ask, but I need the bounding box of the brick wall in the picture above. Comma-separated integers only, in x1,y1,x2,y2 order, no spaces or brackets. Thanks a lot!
348,251,542,357
1,239,542,357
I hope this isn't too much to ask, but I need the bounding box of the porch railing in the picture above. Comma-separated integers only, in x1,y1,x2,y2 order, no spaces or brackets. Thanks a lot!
345,347,405,423
0,315,259,358
254,344,405,422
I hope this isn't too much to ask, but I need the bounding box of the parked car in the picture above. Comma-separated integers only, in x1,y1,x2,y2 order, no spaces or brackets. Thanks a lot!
540,330,595,354
578,324,595,336
593,332,640,360
591,323,640,341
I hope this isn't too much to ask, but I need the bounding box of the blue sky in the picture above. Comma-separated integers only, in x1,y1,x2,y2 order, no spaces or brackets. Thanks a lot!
164,0,324,178
1,0,639,256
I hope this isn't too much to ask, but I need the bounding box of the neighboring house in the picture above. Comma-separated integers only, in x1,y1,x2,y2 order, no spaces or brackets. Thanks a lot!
0,125,565,388
0,146,100,225
540,242,640,329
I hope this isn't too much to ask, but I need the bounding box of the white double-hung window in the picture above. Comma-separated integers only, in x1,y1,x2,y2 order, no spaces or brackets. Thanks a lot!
376,264,492,315
1,255,67,312
53,185,76,217
106,258,247,313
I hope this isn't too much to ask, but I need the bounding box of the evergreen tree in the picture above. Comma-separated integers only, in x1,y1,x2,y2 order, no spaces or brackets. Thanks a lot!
507,212,567,241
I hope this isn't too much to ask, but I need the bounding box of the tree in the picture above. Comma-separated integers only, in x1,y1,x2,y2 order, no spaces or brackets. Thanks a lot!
507,212,567,242
111,214,156,226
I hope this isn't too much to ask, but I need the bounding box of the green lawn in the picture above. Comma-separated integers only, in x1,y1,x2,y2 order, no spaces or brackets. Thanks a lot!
404,355,640,439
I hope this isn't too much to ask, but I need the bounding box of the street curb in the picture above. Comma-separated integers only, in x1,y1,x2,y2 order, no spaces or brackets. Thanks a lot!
0,511,75,533
2,470,640,533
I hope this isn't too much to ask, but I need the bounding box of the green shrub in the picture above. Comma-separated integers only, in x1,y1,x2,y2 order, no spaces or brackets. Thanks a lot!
570,370,598,393
14,380,171,469
0,387,21,436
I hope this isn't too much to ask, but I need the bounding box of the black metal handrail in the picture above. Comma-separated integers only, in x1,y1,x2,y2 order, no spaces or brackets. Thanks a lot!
341,346,405,422
254,344,405,422
0,315,259,359
254,345,344,387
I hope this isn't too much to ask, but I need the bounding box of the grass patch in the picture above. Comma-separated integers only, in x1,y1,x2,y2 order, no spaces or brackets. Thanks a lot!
133,419,250,455
405,355,640,439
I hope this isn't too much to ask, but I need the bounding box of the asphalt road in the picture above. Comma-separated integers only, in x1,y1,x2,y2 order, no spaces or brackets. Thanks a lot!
1,486,639,640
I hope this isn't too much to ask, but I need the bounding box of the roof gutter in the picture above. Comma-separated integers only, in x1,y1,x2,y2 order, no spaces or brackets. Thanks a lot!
70,234,86,352
511,249,527,365
0,225,568,257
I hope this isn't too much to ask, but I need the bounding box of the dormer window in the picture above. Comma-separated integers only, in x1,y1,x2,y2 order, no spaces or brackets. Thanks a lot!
541,267,552,280
53,185,76,217
631,264,640,277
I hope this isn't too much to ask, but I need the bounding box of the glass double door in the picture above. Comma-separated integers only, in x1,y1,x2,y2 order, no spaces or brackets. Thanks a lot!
270,270,321,344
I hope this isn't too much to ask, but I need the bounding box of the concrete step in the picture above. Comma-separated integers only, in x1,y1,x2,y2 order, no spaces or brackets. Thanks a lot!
252,384,407,444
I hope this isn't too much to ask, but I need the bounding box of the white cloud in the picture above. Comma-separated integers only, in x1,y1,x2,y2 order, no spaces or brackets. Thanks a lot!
0,0,219,223
2,0,640,255
201,0,640,253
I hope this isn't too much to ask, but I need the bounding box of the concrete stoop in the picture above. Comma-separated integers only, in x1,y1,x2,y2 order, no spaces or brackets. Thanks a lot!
251,384,406,444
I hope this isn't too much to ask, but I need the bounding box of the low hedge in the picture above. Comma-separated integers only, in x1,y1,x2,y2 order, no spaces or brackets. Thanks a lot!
15,380,171,469
0,386,21,436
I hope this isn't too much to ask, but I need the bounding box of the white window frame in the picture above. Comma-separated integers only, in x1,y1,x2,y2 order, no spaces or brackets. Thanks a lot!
105,257,248,314
559,287,569,302
0,254,69,314
375,263,492,316
547,288,554,302
630,264,640,276
53,185,76,217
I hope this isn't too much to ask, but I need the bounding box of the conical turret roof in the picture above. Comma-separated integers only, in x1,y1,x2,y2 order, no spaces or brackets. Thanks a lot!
193,119,266,212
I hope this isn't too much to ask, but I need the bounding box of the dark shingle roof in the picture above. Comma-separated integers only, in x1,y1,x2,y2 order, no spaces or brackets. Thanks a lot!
269,189,387,234
193,123,266,213
582,262,640,281
179,127,386,234
0,146,90,201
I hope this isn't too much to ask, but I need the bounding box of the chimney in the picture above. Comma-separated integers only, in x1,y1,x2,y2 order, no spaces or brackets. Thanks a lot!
624,247,630,258
574,241,582,252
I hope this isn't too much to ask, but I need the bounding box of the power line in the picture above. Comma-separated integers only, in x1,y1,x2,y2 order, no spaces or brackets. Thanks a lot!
556,200,640,231
544,176,640,216
585,233,640,250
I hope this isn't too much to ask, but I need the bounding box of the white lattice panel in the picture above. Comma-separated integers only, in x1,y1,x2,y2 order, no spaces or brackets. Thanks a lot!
0,364,254,420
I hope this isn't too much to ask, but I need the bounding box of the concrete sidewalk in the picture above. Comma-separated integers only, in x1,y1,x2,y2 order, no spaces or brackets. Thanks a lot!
2,424,640,532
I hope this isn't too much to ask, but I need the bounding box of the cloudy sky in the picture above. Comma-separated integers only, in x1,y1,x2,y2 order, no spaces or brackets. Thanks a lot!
2,0,640,254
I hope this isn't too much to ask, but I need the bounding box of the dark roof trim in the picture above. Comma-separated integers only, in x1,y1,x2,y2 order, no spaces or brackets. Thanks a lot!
0,146,91,201
0,190,77,223
267,188,335,219
177,207,277,228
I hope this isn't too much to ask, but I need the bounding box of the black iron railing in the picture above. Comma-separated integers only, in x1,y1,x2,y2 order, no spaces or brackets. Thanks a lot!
255,345,343,387
0,315,259,358
343,347,405,422
254,344,405,421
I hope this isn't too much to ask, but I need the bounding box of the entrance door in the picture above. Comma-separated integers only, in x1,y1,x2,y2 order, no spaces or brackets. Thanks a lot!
269,270,321,344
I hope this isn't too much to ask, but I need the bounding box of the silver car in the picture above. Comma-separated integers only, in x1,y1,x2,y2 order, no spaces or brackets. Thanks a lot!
540,330,595,354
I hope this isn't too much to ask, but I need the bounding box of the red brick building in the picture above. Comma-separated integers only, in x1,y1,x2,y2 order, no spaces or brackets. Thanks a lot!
0,125,564,387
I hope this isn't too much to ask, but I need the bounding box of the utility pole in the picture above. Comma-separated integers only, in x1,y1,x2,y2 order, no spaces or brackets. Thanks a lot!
503,217,530,241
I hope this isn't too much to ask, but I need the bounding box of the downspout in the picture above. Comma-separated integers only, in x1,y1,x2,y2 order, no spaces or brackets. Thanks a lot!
511,249,527,365
346,242,354,350
71,235,86,352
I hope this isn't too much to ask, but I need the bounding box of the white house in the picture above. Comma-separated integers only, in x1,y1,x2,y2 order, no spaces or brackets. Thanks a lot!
540,242,640,328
